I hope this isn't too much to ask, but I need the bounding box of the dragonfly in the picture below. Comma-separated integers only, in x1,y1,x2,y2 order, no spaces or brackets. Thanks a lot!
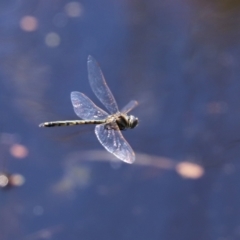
39,56,138,163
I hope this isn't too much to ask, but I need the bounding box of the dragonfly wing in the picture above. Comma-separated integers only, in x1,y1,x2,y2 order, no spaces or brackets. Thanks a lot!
95,123,135,164
121,100,138,114
87,55,119,114
71,91,108,120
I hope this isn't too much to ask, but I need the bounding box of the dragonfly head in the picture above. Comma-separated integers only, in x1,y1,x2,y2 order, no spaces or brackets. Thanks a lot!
115,114,138,130
128,115,138,129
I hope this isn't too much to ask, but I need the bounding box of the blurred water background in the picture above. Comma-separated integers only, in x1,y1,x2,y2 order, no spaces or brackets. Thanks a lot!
1,0,240,239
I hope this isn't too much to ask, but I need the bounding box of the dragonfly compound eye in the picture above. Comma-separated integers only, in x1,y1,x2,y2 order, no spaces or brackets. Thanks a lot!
129,115,138,129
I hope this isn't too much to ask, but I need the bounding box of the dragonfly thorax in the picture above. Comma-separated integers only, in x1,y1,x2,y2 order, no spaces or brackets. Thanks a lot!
115,114,138,130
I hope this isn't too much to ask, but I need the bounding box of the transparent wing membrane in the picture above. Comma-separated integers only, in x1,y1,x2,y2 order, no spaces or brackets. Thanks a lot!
95,123,135,164
121,100,138,114
71,91,108,120
87,55,119,114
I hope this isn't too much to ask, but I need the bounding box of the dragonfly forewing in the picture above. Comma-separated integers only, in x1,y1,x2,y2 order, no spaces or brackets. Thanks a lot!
95,123,135,164
87,55,119,114
71,91,108,120
121,100,138,114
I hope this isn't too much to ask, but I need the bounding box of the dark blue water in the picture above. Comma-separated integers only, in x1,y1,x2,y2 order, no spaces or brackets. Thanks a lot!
1,0,240,239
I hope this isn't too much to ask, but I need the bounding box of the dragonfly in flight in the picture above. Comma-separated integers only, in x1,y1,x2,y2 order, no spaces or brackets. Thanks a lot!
39,56,138,163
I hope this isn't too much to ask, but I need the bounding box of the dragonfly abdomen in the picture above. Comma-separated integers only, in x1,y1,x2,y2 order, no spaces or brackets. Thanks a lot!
39,120,105,127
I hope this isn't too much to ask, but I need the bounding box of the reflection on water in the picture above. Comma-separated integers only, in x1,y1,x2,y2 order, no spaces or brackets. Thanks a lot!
20,16,38,32
22,225,63,240
0,173,25,189
52,165,91,196
64,1,83,18
0,133,26,190
10,144,28,159
45,32,61,48
176,161,204,179
53,150,205,195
